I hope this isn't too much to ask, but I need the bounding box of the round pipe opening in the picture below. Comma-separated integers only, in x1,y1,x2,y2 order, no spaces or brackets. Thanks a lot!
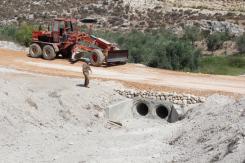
156,105,169,119
136,102,149,116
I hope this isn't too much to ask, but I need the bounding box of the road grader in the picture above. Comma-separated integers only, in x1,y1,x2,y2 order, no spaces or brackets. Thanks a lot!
29,18,128,66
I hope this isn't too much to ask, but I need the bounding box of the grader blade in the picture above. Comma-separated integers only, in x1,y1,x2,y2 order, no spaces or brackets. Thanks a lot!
107,50,128,63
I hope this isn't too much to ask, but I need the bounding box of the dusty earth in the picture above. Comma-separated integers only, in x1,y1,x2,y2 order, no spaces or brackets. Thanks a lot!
0,46,244,97
0,43,245,162
0,66,244,163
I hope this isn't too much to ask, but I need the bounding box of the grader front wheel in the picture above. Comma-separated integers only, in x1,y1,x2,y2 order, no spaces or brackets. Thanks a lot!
90,49,105,66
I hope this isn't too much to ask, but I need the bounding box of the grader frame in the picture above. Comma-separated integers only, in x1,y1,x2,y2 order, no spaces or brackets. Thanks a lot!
29,18,128,66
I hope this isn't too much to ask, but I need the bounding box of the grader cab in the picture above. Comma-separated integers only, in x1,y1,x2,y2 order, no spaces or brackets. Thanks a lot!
29,18,128,66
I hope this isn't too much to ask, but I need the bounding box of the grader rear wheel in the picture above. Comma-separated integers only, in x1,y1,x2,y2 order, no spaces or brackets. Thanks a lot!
43,45,56,60
29,43,42,58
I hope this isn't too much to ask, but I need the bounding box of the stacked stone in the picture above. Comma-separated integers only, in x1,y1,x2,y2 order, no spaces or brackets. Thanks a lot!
115,89,206,105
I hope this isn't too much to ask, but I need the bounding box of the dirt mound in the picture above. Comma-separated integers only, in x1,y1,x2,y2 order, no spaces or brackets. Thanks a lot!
171,95,245,162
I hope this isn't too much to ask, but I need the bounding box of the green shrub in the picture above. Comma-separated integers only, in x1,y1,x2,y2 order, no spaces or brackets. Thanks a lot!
207,32,230,52
165,41,201,71
15,24,34,47
236,33,245,53
0,24,35,46
228,56,245,68
182,26,201,45
199,56,245,75
0,25,17,41
147,43,170,69
96,29,201,71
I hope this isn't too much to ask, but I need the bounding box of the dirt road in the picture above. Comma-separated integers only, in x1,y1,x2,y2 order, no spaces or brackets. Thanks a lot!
0,48,244,96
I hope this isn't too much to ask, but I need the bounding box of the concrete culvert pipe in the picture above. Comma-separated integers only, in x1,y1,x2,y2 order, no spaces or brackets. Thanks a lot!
156,105,169,119
136,102,149,116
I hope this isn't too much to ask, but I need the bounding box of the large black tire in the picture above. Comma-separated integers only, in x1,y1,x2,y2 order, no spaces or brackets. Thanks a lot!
89,49,105,66
43,45,56,60
29,43,42,58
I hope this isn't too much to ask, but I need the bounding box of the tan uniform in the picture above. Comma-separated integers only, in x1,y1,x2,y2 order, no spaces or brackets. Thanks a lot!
82,63,91,87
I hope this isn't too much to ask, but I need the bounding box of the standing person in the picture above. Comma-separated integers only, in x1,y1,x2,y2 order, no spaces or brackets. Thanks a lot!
62,29,68,42
82,59,92,88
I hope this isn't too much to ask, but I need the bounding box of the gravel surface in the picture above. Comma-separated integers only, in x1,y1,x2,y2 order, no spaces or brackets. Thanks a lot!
115,89,206,105
0,41,28,51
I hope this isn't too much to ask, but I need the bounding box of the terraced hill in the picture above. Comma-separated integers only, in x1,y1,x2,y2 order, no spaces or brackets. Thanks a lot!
0,0,245,33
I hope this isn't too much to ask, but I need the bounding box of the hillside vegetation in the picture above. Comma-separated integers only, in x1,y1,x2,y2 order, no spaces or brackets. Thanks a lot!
0,24,245,75
200,55,245,75
1,0,245,33
96,28,245,75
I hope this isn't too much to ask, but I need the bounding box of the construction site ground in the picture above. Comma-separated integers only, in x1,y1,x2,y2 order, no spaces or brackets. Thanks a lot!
0,45,245,163
0,48,244,97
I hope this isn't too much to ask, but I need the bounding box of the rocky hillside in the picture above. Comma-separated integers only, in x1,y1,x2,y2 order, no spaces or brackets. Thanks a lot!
0,0,245,34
